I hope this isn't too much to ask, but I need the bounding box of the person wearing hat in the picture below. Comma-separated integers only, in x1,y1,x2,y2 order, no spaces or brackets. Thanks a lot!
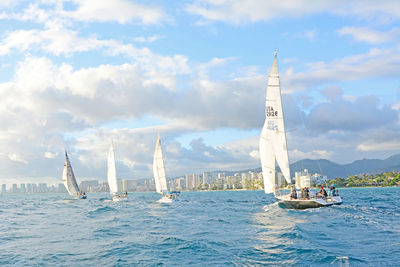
317,186,327,198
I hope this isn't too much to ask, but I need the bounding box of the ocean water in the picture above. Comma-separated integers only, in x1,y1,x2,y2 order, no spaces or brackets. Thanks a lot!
1,188,399,266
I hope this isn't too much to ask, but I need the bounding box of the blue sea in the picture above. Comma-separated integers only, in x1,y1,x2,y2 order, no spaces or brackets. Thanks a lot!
1,188,399,266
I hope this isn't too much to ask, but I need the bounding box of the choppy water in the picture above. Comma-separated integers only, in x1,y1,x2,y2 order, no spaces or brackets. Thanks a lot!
1,188,399,266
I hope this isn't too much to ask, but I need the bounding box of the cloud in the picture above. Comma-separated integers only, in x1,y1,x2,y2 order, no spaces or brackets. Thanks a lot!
306,88,397,132
338,27,400,44
133,35,164,43
44,151,58,159
8,153,28,164
60,0,167,25
186,0,400,24
295,30,317,41
283,48,400,92
357,141,400,151
290,149,333,160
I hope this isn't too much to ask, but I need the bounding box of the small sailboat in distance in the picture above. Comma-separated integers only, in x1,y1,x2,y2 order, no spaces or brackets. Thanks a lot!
62,151,86,199
153,134,180,203
107,142,128,202
260,51,342,209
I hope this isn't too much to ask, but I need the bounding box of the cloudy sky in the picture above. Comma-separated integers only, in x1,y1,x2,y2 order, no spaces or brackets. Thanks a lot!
1,0,400,185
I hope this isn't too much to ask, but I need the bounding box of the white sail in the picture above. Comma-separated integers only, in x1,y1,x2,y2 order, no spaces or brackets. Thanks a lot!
62,152,80,196
260,51,291,194
153,134,168,194
107,142,119,194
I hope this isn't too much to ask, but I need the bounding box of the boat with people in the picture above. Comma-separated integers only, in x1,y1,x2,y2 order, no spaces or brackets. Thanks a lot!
62,151,87,199
153,134,181,203
259,51,342,209
107,142,128,202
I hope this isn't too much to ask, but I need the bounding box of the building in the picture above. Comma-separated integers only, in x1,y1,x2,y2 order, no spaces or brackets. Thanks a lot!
174,177,185,190
38,183,48,193
79,180,99,192
20,183,26,193
1,184,6,193
295,169,311,189
185,174,200,190
31,183,38,193
12,184,18,193
125,180,138,191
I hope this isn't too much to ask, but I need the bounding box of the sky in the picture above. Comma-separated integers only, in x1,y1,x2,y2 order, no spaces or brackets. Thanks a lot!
1,0,400,186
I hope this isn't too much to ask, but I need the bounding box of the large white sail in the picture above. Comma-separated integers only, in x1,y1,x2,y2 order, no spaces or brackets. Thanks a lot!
62,152,80,196
107,142,119,194
260,51,291,194
153,134,168,194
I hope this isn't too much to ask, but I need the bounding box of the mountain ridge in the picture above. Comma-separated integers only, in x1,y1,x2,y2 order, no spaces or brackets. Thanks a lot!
212,153,400,179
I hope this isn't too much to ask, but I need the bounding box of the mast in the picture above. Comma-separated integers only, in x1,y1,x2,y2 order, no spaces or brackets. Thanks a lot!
260,51,291,194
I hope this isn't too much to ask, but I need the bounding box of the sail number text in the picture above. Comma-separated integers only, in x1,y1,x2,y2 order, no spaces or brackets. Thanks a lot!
266,106,278,117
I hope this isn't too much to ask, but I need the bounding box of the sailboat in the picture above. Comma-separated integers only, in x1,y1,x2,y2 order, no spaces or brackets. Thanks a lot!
259,51,342,209
153,134,180,203
62,151,86,199
107,142,128,202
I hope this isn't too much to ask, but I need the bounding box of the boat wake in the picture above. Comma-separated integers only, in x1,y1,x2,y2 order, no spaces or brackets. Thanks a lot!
263,202,279,212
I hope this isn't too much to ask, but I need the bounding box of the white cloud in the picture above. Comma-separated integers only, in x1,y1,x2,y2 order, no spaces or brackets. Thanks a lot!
8,153,28,164
338,27,400,44
44,151,58,159
186,0,400,24
357,141,400,151
296,30,316,41
283,47,400,92
289,149,333,161
61,0,167,25
133,35,164,43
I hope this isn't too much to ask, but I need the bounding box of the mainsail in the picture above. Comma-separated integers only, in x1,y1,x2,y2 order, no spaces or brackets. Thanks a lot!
62,151,80,196
153,134,168,194
260,51,291,194
107,142,119,194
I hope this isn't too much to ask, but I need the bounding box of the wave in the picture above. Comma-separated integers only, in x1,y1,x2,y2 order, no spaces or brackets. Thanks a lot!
88,206,117,216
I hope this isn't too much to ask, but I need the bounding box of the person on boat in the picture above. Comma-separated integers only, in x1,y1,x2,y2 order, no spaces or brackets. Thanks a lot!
304,187,310,199
329,186,337,197
317,186,327,198
290,188,297,199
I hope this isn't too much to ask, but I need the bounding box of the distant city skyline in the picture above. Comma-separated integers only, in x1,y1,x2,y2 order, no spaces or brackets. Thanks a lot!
2,168,327,193
1,1,400,186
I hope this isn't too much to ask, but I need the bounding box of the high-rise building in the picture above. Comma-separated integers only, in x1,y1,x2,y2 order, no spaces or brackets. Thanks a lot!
38,183,47,193
175,177,184,190
20,183,26,193
31,183,38,193
79,180,99,192
185,175,192,190
192,174,200,189
295,169,311,189
125,180,137,191
26,183,32,193
202,172,211,184
12,184,18,193
1,184,6,193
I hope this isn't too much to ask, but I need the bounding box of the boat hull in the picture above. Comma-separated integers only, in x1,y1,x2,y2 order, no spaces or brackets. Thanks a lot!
158,192,181,203
276,195,342,209
112,194,128,202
